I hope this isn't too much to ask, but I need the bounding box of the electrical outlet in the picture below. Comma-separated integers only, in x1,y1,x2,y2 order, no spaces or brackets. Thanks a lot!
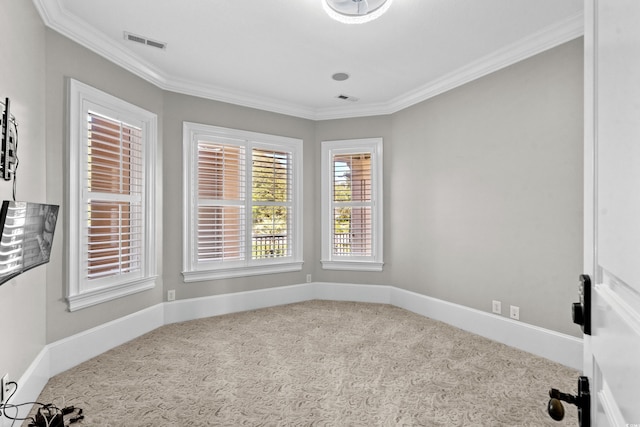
510,305,520,320
1,373,8,405
492,300,502,314
167,290,175,301
306,274,312,283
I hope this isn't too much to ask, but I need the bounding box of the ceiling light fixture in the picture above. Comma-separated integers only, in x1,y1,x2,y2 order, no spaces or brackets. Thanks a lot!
323,0,393,24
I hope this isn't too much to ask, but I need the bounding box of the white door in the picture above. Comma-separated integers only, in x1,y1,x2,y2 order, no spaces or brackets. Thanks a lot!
584,0,640,425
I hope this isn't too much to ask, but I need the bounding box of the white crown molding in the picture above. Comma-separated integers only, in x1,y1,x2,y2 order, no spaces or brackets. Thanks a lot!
163,76,318,120
315,11,585,120
33,0,583,120
314,101,395,120
33,0,166,87
32,0,318,120
383,11,585,116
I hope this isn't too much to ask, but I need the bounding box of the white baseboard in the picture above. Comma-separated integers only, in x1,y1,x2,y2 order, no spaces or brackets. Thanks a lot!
2,304,165,426
10,282,582,422
0,349,50,427
312,282,391,303
164,283,313,325
313,283,582,370
389,287,583,370
48,303,165,377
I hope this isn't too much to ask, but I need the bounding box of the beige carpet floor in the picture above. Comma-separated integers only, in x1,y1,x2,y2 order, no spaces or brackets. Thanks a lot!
29,300,578,426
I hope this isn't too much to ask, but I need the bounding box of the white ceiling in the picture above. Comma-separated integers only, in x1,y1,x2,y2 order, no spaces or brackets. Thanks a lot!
34,0,583,120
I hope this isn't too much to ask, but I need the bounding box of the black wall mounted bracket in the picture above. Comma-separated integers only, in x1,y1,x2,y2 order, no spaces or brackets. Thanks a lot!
1,97,18,181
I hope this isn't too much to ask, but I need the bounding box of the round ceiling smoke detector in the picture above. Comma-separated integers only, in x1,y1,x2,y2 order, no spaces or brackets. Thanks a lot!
332,72,350,81
323,0,393,24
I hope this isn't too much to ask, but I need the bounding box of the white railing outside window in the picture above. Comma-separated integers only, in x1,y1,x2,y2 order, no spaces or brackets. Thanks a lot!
182,122,303,281
321,138,384,271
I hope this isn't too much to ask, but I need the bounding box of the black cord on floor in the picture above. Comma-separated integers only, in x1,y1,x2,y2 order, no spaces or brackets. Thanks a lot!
1,381,84,426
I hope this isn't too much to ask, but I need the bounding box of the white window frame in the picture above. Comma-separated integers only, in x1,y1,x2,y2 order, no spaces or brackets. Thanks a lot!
182,122,303,281
321,138,384,271
67,79,158,311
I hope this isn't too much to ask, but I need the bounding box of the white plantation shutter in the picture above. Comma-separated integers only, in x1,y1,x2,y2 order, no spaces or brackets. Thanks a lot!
197,142,246,261
86,112,144,280
67,79,157,311
332,153,373,257
251,148,293,259
321,138,383,271
183,123,303,281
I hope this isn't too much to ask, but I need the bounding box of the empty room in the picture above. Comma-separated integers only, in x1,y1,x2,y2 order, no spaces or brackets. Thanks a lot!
1,0,639,426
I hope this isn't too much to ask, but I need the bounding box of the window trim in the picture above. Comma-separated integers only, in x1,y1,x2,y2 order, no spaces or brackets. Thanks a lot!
67,79,158,311
182,122,303,282
321,138,384,271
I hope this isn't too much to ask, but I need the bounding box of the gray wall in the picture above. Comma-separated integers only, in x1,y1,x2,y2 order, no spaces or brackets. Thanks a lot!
161,92,316,300
42,31,317,343
316,39,584,336
0,0,47,381
314,115,394,284
44,30,165,342
3,7,583,384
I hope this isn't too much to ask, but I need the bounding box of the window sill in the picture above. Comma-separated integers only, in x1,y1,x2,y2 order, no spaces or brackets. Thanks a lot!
67,276,157,312
182,261,304,282
321,260,384,272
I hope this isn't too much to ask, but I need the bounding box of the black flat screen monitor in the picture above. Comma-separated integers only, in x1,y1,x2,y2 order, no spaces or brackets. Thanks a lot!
0,201,59,285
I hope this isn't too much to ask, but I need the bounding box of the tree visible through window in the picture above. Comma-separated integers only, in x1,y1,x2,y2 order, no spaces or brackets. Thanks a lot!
333,154,372,256
252,148,291,259
183,122,303,281
195,144,293,261
321,138,383,271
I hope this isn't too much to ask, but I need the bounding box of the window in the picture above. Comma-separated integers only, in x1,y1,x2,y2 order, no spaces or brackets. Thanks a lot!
182,122,303,281
67,79,158,311
321,138,383,271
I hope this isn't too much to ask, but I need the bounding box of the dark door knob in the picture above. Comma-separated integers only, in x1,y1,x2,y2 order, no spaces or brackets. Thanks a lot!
547,376,591,426
547,397,566,420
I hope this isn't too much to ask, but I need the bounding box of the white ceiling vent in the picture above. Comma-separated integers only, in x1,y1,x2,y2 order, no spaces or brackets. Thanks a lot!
336,94,359,102
124,32,167,50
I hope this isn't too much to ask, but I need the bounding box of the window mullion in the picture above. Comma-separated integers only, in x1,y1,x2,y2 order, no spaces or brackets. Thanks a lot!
119,121,124,194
